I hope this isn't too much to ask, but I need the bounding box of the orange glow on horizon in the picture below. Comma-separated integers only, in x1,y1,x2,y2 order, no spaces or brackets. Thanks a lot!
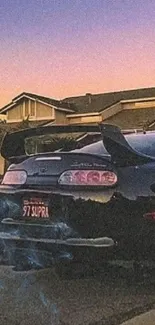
1,22,155,108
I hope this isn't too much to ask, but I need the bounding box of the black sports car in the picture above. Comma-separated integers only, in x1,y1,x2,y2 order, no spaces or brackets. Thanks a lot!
0,123,155,272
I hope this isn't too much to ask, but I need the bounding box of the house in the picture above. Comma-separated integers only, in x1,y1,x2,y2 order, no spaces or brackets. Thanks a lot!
64,87,155,130
2,87,155,130
1,87,155,176
0,92,77,176
0,92,76,125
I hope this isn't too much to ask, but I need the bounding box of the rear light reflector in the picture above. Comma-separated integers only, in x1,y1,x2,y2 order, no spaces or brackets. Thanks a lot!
2,170,27,185
58,170,117,187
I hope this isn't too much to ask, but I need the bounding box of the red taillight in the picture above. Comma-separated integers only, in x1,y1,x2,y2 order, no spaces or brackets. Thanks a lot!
58,170,117,187
143,212,155,221
2,170,27,185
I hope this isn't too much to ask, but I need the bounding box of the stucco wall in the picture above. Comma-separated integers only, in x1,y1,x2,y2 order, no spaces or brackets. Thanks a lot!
0,114,6,121
54,110,67,124
122,100,155,109
7,100,55,122
105,107,155,129
36,102,54,119
7,104,23,121
67,115,102,124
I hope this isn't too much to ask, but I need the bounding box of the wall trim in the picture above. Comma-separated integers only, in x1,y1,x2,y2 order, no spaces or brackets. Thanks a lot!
6,116,54,123
120,97,155,104
67,112,100,118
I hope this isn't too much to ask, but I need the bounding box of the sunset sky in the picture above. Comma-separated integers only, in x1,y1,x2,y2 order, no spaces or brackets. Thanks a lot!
0,0,155,107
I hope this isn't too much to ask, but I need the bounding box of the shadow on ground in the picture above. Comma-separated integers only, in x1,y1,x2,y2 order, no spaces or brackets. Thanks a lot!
0,263,155,325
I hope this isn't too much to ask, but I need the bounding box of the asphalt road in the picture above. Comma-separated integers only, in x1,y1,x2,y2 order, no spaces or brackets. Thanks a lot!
0,264,155,325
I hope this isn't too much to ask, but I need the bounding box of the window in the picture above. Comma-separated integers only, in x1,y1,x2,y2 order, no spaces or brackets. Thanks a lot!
24,100,36,118
30,101,35,117
126,133,155,157
25,100,29,116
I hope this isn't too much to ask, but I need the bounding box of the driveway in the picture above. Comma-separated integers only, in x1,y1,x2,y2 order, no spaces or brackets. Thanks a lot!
0,264,155,325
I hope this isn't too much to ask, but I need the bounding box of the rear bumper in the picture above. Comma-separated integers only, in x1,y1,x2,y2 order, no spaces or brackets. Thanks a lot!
0,232,117,248
0,232,116,268
0,231,115,247
0,187,155,264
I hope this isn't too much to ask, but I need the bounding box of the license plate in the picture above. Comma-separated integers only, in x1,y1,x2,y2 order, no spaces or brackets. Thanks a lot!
22,197,49,218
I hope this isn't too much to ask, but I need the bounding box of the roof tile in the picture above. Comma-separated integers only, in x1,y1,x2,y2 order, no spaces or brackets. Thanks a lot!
64,87,155,113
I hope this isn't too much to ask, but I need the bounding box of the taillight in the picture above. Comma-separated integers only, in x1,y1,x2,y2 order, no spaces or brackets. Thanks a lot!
58,170,117,187
143,212,155,221
2,170,27,185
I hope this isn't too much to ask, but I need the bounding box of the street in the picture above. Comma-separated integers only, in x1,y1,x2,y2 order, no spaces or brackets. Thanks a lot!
0,264,155,325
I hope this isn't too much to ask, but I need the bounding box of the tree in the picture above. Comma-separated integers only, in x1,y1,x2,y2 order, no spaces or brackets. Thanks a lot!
16,116,30,130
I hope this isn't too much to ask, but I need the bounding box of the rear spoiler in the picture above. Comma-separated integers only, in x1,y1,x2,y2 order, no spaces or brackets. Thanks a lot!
1,123,154,166
1,124,100,161
99,124,154,166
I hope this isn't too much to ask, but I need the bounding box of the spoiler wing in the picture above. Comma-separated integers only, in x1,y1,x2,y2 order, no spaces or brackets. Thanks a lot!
1,124,100,161
99,124,154,166
1,123,154,166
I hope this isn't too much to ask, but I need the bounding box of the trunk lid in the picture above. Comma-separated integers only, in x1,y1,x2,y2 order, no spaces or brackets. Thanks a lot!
8,152,112,177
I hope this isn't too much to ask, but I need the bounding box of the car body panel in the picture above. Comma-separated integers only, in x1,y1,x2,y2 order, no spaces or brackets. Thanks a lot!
0,124,155,269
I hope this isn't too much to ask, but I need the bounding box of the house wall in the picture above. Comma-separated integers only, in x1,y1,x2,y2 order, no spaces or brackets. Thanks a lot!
122,100,155,109
7,103,23,121
7,100,55,122
54,110,67,124
67,102,122,125
0,114,7,121
35,102,55,120
104,107,155,129
67,115,102,124
66,102,122,125
6,96,155,125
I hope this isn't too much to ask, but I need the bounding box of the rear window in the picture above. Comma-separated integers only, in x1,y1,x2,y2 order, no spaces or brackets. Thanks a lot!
74,133,155,157
25,131,155,158
126,133,155,157
73,140,109,155
24,132,102,155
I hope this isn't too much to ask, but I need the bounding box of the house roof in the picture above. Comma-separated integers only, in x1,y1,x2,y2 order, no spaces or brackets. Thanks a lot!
0,92,76,114
63,87,155,113
2,87,155,116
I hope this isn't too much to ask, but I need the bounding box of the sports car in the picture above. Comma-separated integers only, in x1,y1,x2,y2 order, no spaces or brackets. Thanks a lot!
0,123,155,272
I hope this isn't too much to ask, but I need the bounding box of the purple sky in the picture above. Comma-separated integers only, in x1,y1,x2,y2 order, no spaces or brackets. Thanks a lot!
0,0,155,106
